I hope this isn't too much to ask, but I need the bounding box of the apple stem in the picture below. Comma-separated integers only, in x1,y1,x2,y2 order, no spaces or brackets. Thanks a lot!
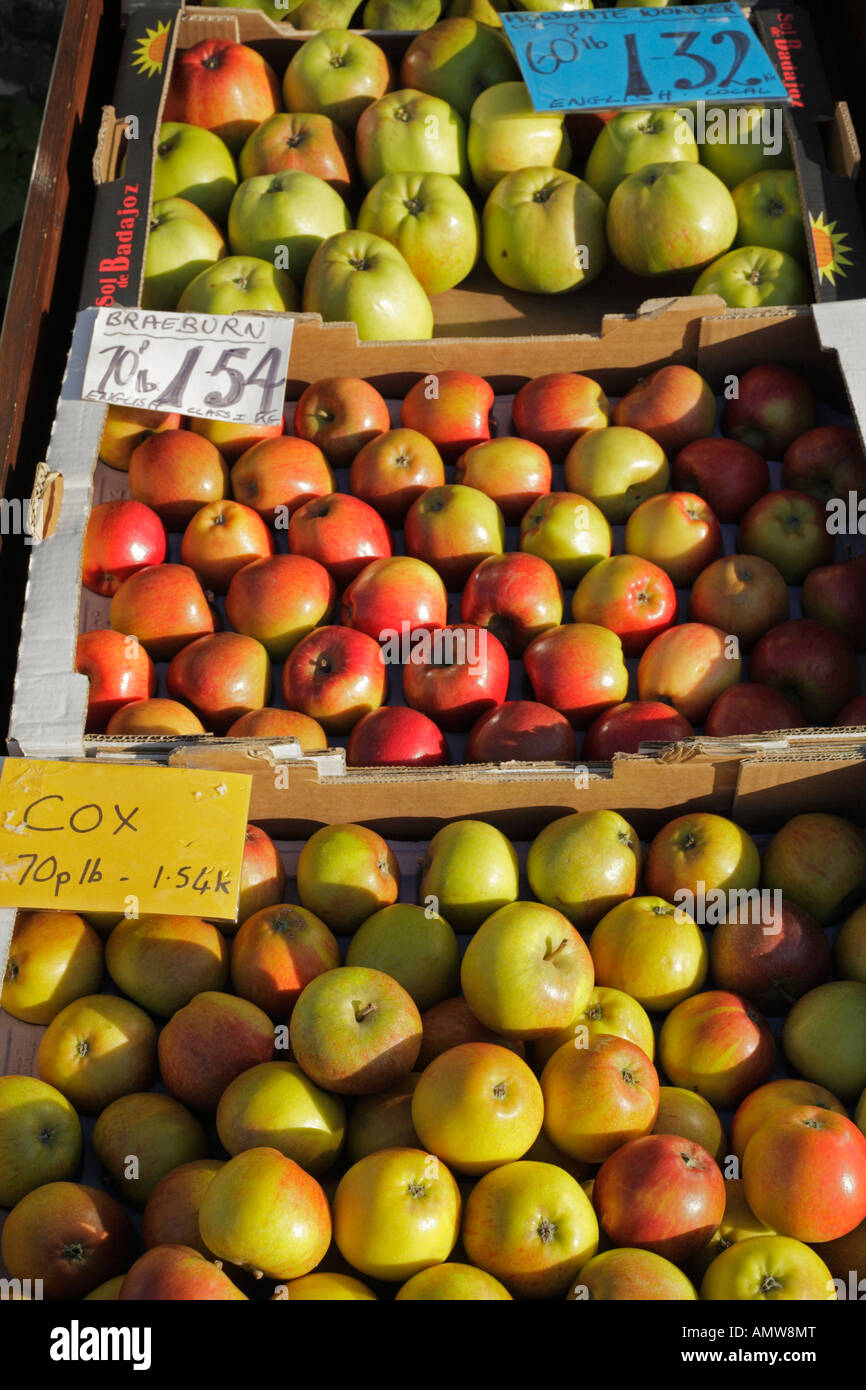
544,938,569,963
355,1001,378,1022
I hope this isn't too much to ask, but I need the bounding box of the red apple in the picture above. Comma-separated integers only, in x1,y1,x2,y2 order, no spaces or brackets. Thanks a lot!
76,630,157,733
673,436,770,522
613,365,716,456
282,625,387,734
722,364,816,458
802,556,866,651
235,823,286,930
594,1134,725,1265
571,554,677,656
99,405,183,472
110,563,216,660
835,695,866,727
625,491,722,589
105,699,206,737
582,701,693,759
704,683,803,737
404,483,505,589
230,436,334,523
225,553,336,661
659,991,776,1110
226,709,327,748
750,618,859,724
349,427,445,524
166,632,271,732
454,438,552,521
743,1106,866,1243
738,489,833,584
230,904,339,1020
689,553,789,648
710,898,831,1015
293,377,390,467
511,372,610,460
347,706,449,767
524,623,629,728
289,494,392,589
128,429,229,530
340,556,447,641
164,40,280,153
461,552,563,656
466,701,575,763
402,622,509,731
82,501,166,597
180,501,274,595
637,623,741,724
782,425,866,500
239,110,356,202
401,370,494,461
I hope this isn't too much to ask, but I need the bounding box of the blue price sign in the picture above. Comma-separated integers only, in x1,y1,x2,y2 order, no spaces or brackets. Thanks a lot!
502,3,789,113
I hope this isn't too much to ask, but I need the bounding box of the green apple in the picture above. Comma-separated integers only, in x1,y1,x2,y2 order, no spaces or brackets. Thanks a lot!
564,426,670,524
356,89,469,189
400,19,519,122
468,82,572,197
520,491,612,585
364,0,442,26
177,254,298,313
483,167,606,293
153,122,238,224
209,0,293,19
345,903,460,1011
297,822,400,934
419,820,519,932
608,161,737,276
282,30,392,133
0,1075,83,1207
584,109,698,204
216,1061,346,1175
142,197,227,311
692,245,810,307
699,105,793,188
732,170,806,261
357,172,479,294
447,0,505,25
527,810,643,930
287,0,363,29
92,1092,209,1207
783,981,866,1104
519,0,593,9
227,172,351,286
303,230,434,341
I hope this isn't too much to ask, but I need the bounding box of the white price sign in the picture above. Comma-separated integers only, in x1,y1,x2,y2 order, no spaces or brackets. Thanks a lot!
81,307,294,425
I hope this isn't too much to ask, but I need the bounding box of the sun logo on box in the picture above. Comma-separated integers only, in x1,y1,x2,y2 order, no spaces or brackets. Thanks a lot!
131,19,172,78
809,211,853,285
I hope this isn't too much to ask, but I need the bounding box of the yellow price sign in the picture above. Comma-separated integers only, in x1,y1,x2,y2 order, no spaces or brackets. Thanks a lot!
0,759,252,921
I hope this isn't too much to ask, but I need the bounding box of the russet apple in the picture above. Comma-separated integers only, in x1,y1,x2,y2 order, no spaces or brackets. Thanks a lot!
2,911,103,1025
688,553,789,648
82,500,166,597
282,624,388,733
289,493,393,589
565,425,670,523
38,994,157,1114
166,631,271,732
528,809,641,930
225,553,336,661
216,1061,345,1174
105,699,206,736
594,1134,725,1265
119,1245,246,1301
722,363,815,457
589,896,708,1012
541,1034,659,1164
411,1042,543,1175
105,914,228,1018
1,1181,133,1300
625,491,722,588
401,369,494,460
290,966,422,1094
109,563,216,660
572,553,677,655
92,1092,209,1207
347,706,449,767
230,904,339,1020
164,39,280,153
659,990,775,1109
0,1075,83,1206
512,372,609,460
75,629,157,732
582,701,692,759
704,683,803,736
349,427,445,523
520,491,612,586
637,622,741,724
524,622,628,727
158,991,274,1113
613,365,716,456
419,820,518,931
297,822,399,933
230,436,334,522
467,699,574,763
128,428,229,530
345,903,459,1011
750,618,859,724
673,436,770,521
200,1146,331,1280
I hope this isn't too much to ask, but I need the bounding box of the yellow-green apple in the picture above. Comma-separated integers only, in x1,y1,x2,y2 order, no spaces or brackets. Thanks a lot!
411,1042,542,1174
228,171,350,285
750,618,859,724
541,1035,659,1164
528,809,641,929
589,896,708,1011
296,822,399,933
836,904,866,982
466,700,575,762
230,903,339,1020
154,120,238,222
520,491,612,586
349,428,445,523
178,255,298,313
762,812,866,925
654,1087,725,1164
402,621,509,730
294,375,390,468
109,563,216,660
346,1074,421,1162
722,363,815,456
462,1160,598,1298
341,554,447,639
582,700,693,758
143,197,227,311
282,30,392,133
484,166,607,293
85,1276,126,1300
281,625,388,733
419,819,518,931
688,553,789,648
614,365,716,456
189,414,282,463
467,82,571,196
128,428,229,529
637,622,742,723
572,1248,698,1301
524,622,628,727
564,425,670,523
0,1075,83,1206
200,1146,331,1279
645,811,761,901
404,484,504,588
738,489,832,584
401,368,493,460
106,913,229,1017
38,994,157,1113
803,556,866,651
693,245,809,307
235,823,286,930
363,0,441,26
447,0,506,20
572,553,676,655
92,1092,208,1207
225,553,336,661
698,104,793,187
333,1147,460,1280
304,229,435,340
417,995,525,1069
240,112,356,202
709,897,830,1014
108,699,204,738
1,1182,133,1300
216,1060,345,1173
730,1077,847,1162
142,1159,224,1255
165,39,280,152
595,1133,725,1264
783,424,866,499
226,708,327,745
455,438,552,521
701,1233,836,1301
512,371,609,460
461,900,594,1040
690,1177,776,1279
290,965,422,1094
733,170,806,260
158,991,274,1113
181,500,274,595
462,552,562,655
166,631,271,732
704,683,803,736
585,107,698,202
280,1270,378,1300
358,171,479,294
99,404,181,472
2,911,103,1025
608,162,737,275
346,903,459,1010
673,437,770,521
120,1245,246,1300
743,1106,866,1243
75,629,157,732
399,18,518,120
347,706,449,766
357,88,468,187
659,990,775,1109
533,984,656,1069
783,981,866,1102
396,1264,511,1300
82,500,166,597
